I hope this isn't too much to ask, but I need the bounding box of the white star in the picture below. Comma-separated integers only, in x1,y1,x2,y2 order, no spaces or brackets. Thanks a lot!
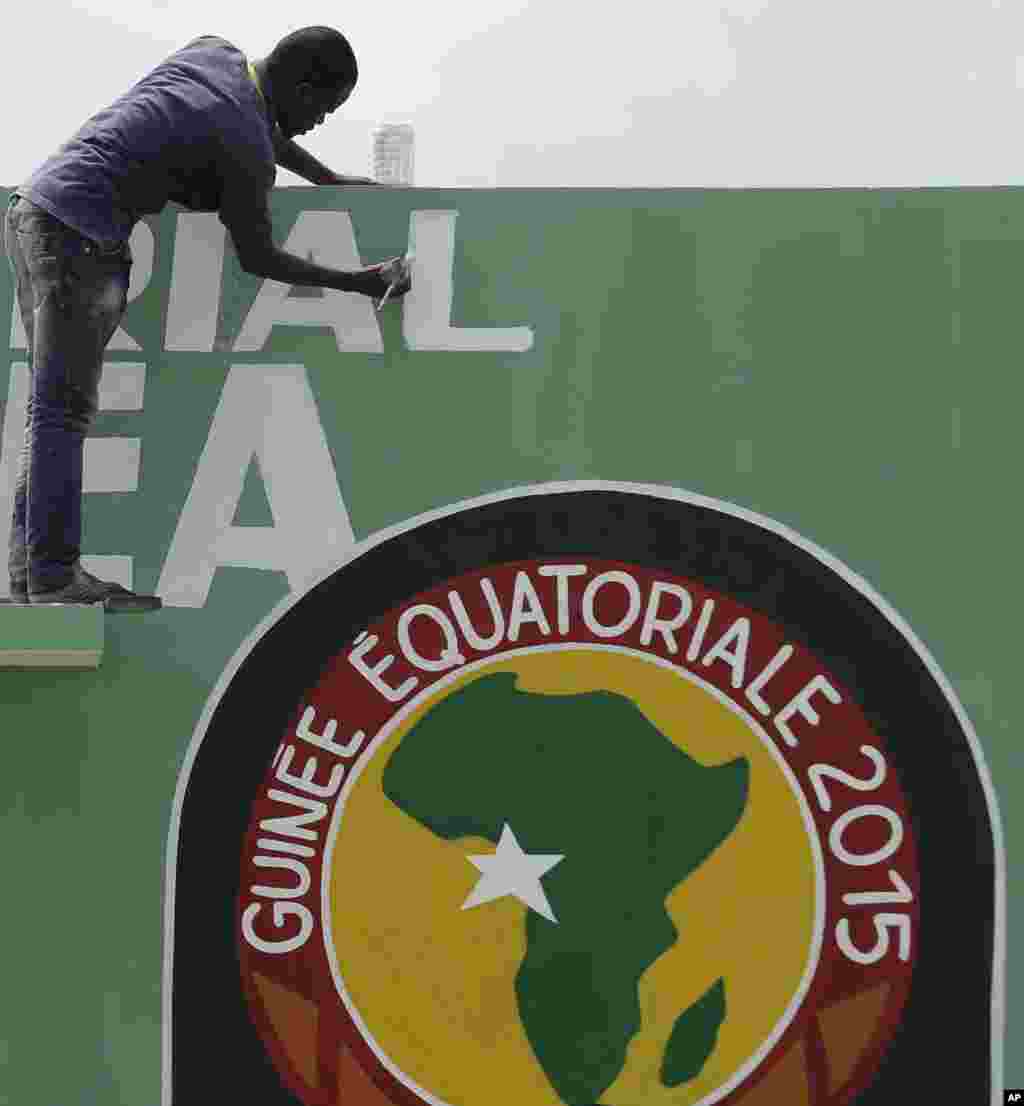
461,823,565,923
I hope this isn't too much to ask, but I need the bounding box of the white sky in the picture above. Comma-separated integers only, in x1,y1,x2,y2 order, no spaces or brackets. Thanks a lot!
4,0,1024,188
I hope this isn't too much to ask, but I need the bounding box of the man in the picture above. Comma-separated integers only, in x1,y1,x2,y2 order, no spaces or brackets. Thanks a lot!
2,27,410,612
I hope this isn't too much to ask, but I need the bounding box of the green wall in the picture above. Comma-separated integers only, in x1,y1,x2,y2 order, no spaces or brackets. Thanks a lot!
0,185,1017,1103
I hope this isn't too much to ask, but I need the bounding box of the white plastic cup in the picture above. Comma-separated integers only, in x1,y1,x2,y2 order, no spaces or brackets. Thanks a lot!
372,122,415,186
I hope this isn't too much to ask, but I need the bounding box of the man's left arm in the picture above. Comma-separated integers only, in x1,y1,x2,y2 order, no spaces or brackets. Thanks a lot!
272,126,377,186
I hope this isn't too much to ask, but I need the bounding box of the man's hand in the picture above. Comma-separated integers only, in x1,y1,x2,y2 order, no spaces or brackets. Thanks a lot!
325,173,381,186
352,257,412,304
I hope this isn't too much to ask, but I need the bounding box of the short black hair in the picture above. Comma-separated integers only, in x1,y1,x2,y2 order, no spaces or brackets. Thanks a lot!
267,26,358,92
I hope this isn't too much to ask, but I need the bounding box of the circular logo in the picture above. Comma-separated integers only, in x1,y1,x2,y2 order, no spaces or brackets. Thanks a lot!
163,483,1003,1106
233,525,923,1106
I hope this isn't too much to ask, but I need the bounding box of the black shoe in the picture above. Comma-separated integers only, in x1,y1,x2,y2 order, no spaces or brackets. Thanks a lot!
28,565,162,612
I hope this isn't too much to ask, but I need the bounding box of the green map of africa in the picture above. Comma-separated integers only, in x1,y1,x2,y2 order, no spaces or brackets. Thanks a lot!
381,672,750,1106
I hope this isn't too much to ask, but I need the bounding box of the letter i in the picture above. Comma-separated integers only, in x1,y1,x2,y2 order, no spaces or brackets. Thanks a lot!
685,599,716,663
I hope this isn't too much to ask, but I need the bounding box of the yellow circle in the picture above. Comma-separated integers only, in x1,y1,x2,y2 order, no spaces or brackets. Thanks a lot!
328,648,817,1106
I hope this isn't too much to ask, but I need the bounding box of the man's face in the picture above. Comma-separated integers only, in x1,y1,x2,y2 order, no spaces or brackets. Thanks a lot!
281,79,355,138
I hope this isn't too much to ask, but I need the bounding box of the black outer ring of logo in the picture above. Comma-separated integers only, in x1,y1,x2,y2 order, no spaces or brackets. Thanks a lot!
170,488,997,1105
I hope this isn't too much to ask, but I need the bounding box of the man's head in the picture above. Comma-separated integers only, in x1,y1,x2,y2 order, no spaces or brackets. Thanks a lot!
263,26,358,139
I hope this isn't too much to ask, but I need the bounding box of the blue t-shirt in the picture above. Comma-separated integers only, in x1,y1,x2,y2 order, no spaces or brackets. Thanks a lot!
17,35,277,255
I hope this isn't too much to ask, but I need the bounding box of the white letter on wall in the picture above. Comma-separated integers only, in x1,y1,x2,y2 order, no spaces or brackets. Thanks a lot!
165,213,226,352
403,210,533,352
157,363,355,607
234,210,383,353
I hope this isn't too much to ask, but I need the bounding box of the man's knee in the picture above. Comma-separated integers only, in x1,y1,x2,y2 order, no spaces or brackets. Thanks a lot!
31,386,98,433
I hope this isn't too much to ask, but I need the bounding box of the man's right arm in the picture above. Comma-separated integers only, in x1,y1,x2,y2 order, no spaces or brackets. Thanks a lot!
217,142,408,300
219,167,373,294
238,239,368,293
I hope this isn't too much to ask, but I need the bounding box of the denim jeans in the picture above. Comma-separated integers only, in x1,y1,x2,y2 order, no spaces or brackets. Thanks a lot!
3,194,132,592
